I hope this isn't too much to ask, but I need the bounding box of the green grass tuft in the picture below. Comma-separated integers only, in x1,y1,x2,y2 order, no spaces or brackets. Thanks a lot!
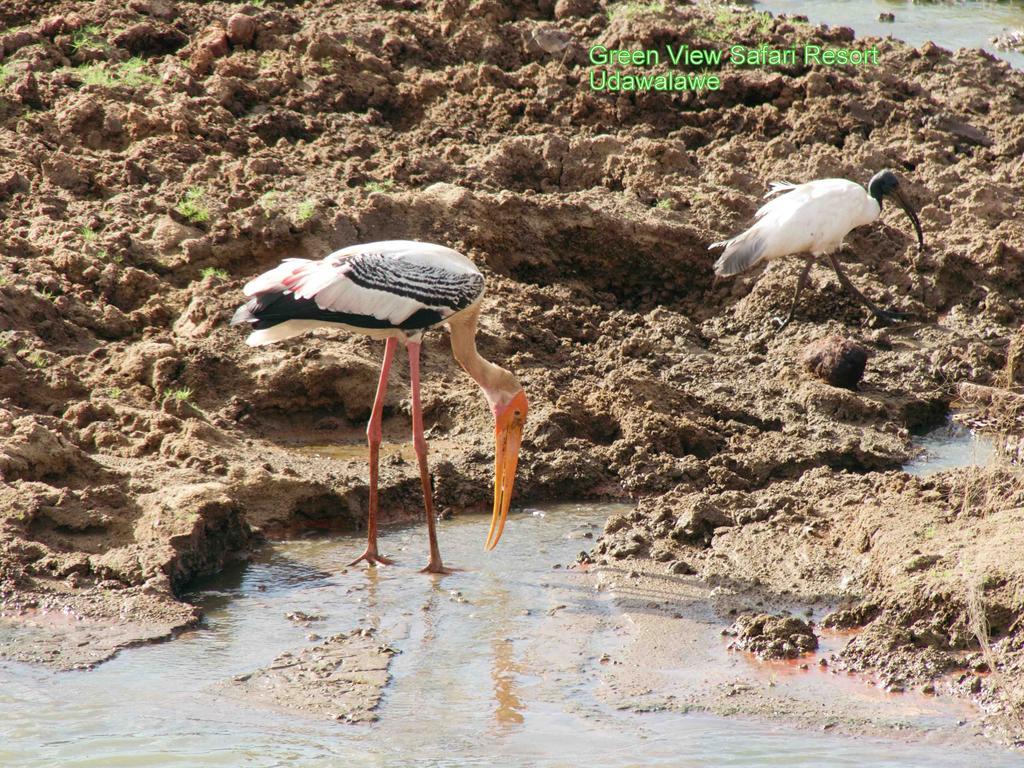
294,199,316,223
175,187,211,224
364,180,394,193
71,25,108,53
607,0,665,20
118,57,160,87
107,386,123,399
80,226,98,242
26,351,47,369
164,386,193,403
655,198,672,211
79,63,116,87
76,57,159,89
200,267,229,280
258,190,279,217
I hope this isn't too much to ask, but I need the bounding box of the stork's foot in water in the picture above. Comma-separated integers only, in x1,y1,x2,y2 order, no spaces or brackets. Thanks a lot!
420,562,460,575
348,550,395,567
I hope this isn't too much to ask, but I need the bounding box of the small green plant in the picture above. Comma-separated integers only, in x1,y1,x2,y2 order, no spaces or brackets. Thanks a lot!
251,0,266,7
258,190,279,217
175,186,210,224
79,63,116,87
200,267,229,280
655,198,672,211
71,25,108,53
80,226,98,242
697,7,742,42
0,331,12,349
607,0,665,20
0,274,9,287
38,288,57,303
118,57,159,87
294,199,316,223
258,52,277,71
76,57,158,89
364,180,393,193
26,351,47,369
755,11,774,36
107,386,123,399
164,386,193,403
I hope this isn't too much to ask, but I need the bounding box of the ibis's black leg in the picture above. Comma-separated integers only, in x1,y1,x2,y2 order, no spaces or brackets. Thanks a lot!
774,256,814,332
826,253,906,324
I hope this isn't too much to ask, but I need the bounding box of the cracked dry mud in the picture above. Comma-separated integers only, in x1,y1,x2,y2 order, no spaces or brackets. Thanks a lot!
0,0,1022,746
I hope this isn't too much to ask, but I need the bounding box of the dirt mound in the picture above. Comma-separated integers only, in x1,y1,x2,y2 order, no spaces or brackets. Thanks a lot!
726,613,819,660
0,0,1022,737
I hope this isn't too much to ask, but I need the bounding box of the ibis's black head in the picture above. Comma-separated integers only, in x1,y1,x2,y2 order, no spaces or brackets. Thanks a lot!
867,169,925,251
867,169,900,203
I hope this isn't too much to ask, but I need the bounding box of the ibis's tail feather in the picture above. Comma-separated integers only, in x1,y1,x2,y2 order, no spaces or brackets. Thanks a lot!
765,181,796,198
709,230,768,277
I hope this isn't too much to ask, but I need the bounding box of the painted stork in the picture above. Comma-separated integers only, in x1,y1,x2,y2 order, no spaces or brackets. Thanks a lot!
710,169,925,330
231,240,528,574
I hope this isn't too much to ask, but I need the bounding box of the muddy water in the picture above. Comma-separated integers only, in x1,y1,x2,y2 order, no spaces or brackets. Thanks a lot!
757,0,1024,69
904,418,995,476
0,502,1021,767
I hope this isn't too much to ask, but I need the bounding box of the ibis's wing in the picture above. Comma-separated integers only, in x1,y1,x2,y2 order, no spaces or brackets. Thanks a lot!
754,181,814,221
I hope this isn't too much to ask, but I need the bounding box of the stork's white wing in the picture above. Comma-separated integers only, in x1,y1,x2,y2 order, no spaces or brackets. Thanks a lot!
245,240,483,327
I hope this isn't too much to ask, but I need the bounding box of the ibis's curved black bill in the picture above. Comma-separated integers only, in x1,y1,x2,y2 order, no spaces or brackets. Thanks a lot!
870,169,925,252
892,188,925,251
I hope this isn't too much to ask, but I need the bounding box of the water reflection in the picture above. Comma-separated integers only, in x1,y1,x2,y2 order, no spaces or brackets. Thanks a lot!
1,503,1022,767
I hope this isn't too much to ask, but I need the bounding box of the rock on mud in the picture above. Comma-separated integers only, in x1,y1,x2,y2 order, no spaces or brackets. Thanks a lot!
726,614,819,659
226,14,257,48
801,336,870,391
218,629,396,723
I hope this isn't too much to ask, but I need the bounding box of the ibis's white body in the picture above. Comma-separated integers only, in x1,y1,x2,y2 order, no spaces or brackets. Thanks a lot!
711,179,881,276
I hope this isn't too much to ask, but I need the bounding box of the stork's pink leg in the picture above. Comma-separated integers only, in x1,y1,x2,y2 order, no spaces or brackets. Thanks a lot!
407,340,454,575
349,337,398,567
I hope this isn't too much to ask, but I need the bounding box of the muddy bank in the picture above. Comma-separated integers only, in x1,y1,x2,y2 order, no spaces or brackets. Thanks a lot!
0,0,1022,743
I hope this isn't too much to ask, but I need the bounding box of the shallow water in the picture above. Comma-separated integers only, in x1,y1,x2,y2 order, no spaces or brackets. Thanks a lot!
904,417,995,476
756,0,1024,69
0,502,1021,767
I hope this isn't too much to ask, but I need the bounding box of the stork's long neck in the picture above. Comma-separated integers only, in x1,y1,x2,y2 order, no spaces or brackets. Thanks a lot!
449,304,521,412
